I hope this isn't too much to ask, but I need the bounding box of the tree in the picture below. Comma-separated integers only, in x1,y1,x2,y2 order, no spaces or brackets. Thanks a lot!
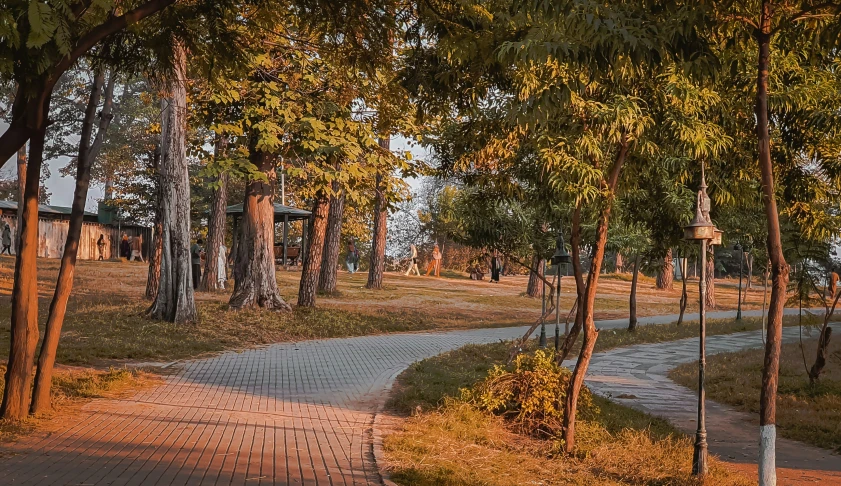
319,171,346,295
366,138,390,289
298,193,330,307
146,41,196,323
31,67,116,414
201,139,228,292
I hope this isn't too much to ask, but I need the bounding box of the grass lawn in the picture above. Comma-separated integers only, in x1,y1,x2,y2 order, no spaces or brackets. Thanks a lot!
670,332,841,452
383,343,750,485
0,256,765,367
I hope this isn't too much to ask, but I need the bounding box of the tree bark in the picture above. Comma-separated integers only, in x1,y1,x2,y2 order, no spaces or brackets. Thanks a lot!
318,182,345,295
562,141,628,452
706,246,716,309
145,151,163,299
366,137,389,289
809,327,832,384
629,254,640,331
146,41,196,323
678,251,689,325
15,146,26,252
229,146,290,310
201,139,228,292
656,247,674,290
298,194,330,307
755,6,790,484
526,253,544,298
31,69,115,414
557,202,586,363
0,96,50,420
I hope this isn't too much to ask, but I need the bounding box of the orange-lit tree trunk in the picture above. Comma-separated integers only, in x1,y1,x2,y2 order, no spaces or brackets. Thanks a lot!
229,147,290,310
0,96,50,420
526,252,544,298
562,141,628,452
318,182,345,295
656,247,674,290
31,70,116,414
557,202,586,363
147,42,196,323
755,5,789,482
202,138,228,292
706,246,716,309
366,137,389,289
298,193,330,307
15,146,26,251
145,150,163,300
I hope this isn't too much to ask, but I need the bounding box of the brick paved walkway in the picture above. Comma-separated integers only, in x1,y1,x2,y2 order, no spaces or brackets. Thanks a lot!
0,308,831,485
576,325,841,483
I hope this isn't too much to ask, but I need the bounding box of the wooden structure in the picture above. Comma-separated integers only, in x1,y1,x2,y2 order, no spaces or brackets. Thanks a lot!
0,201,151,260
227,203,311,266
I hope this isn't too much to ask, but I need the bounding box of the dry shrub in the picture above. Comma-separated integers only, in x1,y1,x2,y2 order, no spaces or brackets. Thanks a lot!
467,349,593,438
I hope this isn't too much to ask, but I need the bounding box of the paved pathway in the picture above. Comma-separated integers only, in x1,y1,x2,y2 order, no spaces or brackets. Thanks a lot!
576,325,841,483
0,308,832,485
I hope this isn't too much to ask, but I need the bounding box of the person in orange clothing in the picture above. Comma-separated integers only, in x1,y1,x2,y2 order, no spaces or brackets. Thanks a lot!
425,243,442,277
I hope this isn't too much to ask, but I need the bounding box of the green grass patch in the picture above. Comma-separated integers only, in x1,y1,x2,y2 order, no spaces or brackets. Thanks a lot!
670,334,841,452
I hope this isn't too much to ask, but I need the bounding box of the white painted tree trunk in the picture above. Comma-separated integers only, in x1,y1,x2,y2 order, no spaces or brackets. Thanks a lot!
147,41,196,323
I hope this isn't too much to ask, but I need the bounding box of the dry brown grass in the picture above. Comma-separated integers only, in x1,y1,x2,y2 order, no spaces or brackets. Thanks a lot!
670,334,841,452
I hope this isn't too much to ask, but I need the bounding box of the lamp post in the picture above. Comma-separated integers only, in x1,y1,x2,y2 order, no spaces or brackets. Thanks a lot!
682,162,721,478
539,259,548,348
551,232,572,351
734,243,743,321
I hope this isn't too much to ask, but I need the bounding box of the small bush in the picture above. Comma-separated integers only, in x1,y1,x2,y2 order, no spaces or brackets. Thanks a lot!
466,349,594,438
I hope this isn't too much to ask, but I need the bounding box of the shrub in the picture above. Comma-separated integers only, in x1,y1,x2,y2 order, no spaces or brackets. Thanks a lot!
466,349,594,438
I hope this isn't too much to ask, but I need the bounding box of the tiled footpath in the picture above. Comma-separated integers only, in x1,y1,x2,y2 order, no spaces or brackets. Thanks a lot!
574,324,841,482
0,309,834,485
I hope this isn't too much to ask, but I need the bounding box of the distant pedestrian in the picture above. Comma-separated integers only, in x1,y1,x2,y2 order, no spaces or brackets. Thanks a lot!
490,250,501,283
191,238,204,289
96,234,106,261
129,234,144,262
346,241,359,273
120,233,130,258
426,243,442,277
218,243,228,289
1,224,11,255
829,272,839,299
405,243,420,276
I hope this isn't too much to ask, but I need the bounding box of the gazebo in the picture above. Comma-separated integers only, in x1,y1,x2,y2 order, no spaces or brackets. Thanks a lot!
226,203,312,266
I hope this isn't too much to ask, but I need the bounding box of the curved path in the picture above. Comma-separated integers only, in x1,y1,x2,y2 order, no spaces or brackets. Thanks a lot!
0,309,830,485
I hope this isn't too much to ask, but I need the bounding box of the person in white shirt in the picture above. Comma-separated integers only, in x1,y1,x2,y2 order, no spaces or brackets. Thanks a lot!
405,244,420,276
218,244,228,289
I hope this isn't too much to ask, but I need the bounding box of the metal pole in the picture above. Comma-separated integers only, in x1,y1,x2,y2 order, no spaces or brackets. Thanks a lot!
736,248,743,320
692,238,709,476
539,260,547,348
555,269,562,351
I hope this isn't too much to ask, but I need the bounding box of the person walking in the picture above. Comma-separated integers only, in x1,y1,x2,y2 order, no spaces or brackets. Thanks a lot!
96,234,106,260
405,243,420,276
191,238,204,289
129,234,144,262
346,241,359,274
218,243,228,289
1,224,12,255
426,243,442,277
490,250,501,283
120,233,130,259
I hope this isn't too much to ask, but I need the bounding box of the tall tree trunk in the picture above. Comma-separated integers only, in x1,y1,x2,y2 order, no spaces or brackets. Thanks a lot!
147,42,196,323
746,253,754,290
526,253,544,298
706,246,716,309
229,147,289,310
15,146,26,252
31,69,115,414
366,138,389,289
145,151,163,300
0,95,50,420
298,194,329,307
755,7,789,484
562,141,628,452
201,139,228,292
656,247,674,290
318,183,345,295
678,251,689,325
629,254,640,331
557,202,586,363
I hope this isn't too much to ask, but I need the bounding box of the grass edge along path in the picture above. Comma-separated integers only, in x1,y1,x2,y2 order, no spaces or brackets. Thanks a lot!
670,334,841,453
383,341,751,485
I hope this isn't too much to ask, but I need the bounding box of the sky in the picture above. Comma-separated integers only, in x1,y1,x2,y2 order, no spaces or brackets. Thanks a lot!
1,117,427,212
